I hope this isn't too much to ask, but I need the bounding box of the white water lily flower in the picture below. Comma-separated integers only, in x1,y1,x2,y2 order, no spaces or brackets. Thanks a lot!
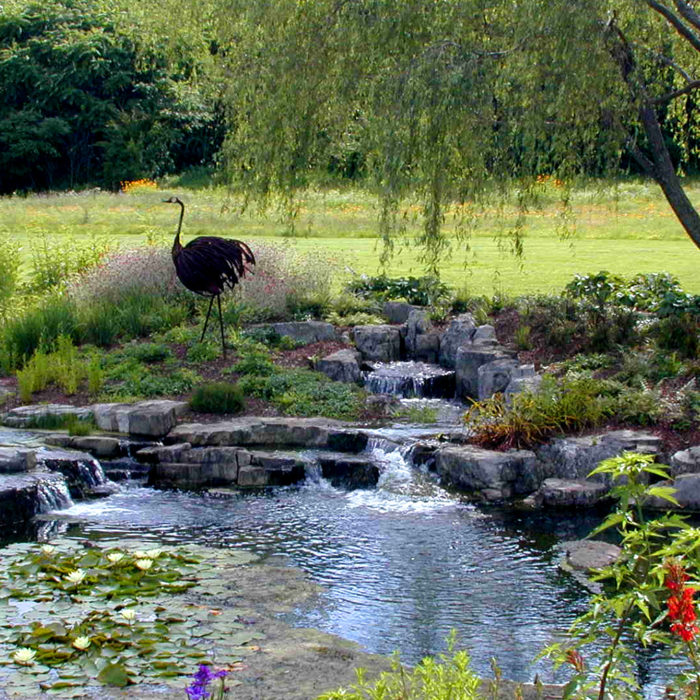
40,545,56,556
135,558,153,571
65,569,86,585
145,548,163,558
120,609,136,622
107,552,124,563
72,636,90,651
12,648,36,665
133,550,148,559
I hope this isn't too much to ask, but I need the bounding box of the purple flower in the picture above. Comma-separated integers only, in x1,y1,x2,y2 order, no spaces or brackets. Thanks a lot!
186,664,228,700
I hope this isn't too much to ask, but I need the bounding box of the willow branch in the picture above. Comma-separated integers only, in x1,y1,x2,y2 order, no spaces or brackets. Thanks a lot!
654,78,700,103
645,0,700,53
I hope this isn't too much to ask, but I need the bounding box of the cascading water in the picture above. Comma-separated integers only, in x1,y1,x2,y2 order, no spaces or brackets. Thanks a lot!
35,477,74,513
363,361,455,398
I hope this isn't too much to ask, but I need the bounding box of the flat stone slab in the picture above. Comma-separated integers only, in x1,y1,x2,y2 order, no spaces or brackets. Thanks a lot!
43,434,123,458
166,417,368,452
539,478,609,507
0,447,32,474
1,404,94,428
94,400,188,437
560,539,622,572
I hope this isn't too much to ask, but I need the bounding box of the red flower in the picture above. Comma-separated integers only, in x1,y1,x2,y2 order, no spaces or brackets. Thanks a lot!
565,648,585,673
665,561,699,642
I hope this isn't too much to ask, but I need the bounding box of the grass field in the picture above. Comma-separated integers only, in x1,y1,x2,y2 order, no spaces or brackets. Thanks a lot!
2,177,699,295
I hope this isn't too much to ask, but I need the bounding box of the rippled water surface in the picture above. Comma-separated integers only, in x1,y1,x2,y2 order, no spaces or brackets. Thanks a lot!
0,424,675,693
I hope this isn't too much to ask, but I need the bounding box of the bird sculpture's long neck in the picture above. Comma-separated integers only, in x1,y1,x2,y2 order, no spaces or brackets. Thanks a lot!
171,200,185,259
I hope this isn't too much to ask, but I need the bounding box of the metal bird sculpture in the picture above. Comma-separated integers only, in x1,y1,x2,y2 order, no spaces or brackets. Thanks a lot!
164,196,255,358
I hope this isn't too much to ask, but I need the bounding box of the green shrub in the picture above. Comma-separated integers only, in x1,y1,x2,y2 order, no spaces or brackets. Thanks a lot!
559,352,615,374
239,367,364,420
325,310,385,327
513,324,532,350
318,638,481,700
611,386,663,427
656,313,700,358
123,342,173,364
190,382,245,414
0,233,20,320
29,232,109,293
346,274,449,306
186,342,221,363
24,414,96,435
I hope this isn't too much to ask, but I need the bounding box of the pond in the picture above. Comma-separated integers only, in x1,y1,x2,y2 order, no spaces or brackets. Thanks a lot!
0,415,680,697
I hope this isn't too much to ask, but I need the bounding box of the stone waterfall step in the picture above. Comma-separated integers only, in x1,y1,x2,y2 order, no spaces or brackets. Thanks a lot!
362,361,456,399
0,472,74,527
144,444,380,490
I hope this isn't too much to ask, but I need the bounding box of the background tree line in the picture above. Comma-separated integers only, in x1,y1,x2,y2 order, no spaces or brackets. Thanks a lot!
3,0,700,256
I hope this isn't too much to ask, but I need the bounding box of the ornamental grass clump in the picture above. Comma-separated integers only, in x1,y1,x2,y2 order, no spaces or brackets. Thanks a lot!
233,241,335,321
190,382,245,414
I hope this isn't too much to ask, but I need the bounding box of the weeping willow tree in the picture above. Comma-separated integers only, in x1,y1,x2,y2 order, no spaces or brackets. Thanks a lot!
215,0,700,272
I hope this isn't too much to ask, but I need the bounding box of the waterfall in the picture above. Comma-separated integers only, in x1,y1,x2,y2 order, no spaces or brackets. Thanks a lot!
76,456,107,487
362,362,455,399
35,477,74,513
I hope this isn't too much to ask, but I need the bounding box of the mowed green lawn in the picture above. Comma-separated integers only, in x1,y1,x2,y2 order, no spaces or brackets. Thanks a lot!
2,178,699,295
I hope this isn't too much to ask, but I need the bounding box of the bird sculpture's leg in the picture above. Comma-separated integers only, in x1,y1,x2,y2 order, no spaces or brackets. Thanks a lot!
200,296,215,343
217,294,227,359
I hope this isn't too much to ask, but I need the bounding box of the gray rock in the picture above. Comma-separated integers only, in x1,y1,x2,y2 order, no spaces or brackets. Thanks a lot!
250,321,338,345
31,448,108,498
435,445,540,498
0,472,73,527
455,345,508,400
561,540,622,572
237,466,270,487
536,430,664,484
438,314,477,369
71,436,122,458
0,447,32,474
317,349,362,384
317,455,380,489
353,325,401,362
505,365,542,403
647,474,700,511
166,417,368,453
2,404,94,428
477,358,520,401
538,478,609,507
405,310,434,359
671,446,700,476
413,332,441,363
383,301,421,324
93,400,188,437
472,324,498,345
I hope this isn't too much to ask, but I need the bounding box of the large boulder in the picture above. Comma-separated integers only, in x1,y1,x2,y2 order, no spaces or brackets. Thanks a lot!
438,314,477,369
477,358,520,401
647,473,700,511
671,446,700,476
93,400,189,438
353,325,402,362
536,478,609,508
472,324,498,346
536,430,664,483
505,365,542,403
435,445,540,499
316,349,362,384
405,310,437,361
383,301,421,324
317,454,380,489
0,472,73,526
455,346,509,400
249,321,337,345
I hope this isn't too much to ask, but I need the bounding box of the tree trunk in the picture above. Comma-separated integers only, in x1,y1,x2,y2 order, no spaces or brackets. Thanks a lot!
637,102,700,251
